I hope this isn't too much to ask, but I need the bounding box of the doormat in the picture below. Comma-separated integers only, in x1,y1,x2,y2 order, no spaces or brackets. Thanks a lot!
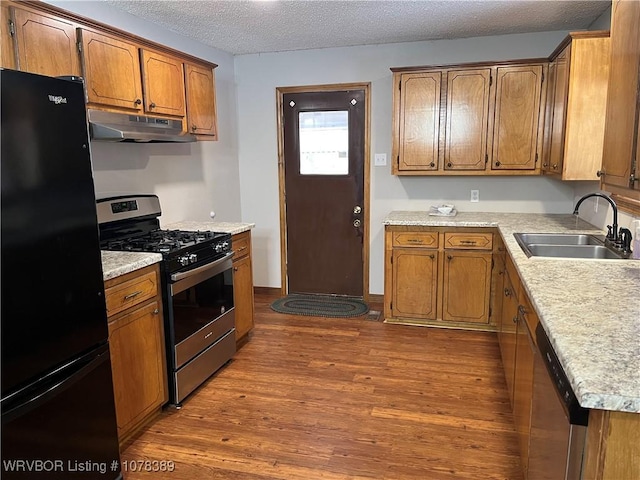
270,294,369,318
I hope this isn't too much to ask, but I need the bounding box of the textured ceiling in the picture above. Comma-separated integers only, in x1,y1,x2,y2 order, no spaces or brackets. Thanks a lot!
103,0,610,55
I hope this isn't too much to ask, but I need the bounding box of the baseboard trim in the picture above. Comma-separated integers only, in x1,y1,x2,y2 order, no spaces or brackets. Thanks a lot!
254,286,281,296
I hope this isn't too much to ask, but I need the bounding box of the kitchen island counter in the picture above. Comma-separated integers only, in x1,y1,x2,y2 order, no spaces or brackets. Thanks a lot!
384,211,640,413
101,251,163,281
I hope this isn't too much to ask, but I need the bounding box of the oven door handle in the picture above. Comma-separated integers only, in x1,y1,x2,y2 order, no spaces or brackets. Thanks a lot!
170,252,234,282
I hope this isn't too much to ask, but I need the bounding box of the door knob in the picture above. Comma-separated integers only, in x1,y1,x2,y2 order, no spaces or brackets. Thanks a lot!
353,219,361,227
353,205,362,214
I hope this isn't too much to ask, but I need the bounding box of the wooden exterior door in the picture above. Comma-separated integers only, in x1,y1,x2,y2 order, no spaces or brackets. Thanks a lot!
396,72,441,171
444,68,491,171
281,87,367,297
11,6,81,77
491,65,543,171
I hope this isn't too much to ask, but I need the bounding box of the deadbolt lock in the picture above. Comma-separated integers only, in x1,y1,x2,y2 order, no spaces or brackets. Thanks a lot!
353,219,362,227
353,205,362,214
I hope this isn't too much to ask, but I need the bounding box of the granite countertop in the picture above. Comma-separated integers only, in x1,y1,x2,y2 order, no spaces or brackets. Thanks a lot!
164,221,255,235
384,211,640,413
101,251,163,281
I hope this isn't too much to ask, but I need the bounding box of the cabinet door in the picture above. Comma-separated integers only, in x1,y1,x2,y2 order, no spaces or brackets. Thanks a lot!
444,68,491,171
2,4,16,69
108,301,167,439
442,251,492,323
602,0,640,191
391,248,438,319
78,28,143,111
233,254,254,341
185,63,218,137
11,6,80,77
499,273,518,406
492,65,542,171
513,307,535,476
397,72,441,171
548,46,570,175
541,61,557,173
140,49,185,117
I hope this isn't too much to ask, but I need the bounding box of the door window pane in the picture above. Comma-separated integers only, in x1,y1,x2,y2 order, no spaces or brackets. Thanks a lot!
299,110,349,175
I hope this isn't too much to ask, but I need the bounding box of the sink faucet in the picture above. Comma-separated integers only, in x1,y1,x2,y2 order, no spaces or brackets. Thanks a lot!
573,192,619,244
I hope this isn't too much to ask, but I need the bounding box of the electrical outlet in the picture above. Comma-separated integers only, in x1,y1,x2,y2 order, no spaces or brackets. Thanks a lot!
470,189,480,203
374,153,387,166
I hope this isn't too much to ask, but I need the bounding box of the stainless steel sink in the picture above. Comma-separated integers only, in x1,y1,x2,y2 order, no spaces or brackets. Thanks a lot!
526,244,624,259
515,233,604,246
514,233,627,260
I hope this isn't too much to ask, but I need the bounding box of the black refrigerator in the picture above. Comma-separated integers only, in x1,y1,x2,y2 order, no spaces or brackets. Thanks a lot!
1,69,122,479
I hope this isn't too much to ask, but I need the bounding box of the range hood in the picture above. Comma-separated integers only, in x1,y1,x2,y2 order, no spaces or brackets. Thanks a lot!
88,109,196,143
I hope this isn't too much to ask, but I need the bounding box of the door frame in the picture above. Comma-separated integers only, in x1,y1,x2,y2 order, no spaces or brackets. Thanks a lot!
276,83,371,301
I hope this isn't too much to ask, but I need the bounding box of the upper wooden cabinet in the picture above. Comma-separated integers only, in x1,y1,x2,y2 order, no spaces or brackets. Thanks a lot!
9,4,80,77
392,60,546,176
78,28,143,112
185,63,218,138
542,32,610,180
601,0,640,202
140,49,185,117
3,0,219,139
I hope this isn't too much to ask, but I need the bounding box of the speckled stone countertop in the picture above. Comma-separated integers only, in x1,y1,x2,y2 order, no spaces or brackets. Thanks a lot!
101,251,163,282
164,221,255,235
384,211,640,413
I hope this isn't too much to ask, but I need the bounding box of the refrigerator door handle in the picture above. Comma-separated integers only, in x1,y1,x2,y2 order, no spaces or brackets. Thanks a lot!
1,346,110,424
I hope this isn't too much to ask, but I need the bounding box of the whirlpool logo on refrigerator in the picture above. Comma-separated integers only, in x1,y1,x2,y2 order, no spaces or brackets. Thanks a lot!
47,95,67,105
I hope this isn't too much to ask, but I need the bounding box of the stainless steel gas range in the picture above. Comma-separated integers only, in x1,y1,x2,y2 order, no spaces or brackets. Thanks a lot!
97,195,235,407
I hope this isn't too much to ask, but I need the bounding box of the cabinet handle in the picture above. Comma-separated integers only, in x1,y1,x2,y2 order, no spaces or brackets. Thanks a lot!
459,240,477,245
153,308,159,314
512,315,518,324
429,254,435,259
429,162,435,168
134,98,142,105
596,170,605,178
149,102,156,109
552,164,558,170
123,290,142,300
447,255,453,260
236,246,248,253
543,163,548,168
447,162,453,168
407,239,423,244
495,161,501,167
234,267,238,272
191,125,197,132
504,288,511,297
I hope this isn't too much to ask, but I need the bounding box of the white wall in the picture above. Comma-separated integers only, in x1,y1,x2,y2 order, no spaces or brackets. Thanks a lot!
47,1,242,225
235,31,576,293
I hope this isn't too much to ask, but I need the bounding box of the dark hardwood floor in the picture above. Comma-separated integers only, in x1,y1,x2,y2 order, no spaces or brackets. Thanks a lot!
121,292,522,479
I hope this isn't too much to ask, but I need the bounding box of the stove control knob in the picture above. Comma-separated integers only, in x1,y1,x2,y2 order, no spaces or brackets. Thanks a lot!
214,243,223,253
179,256,190,266
222,241,229,250
189,253,198,264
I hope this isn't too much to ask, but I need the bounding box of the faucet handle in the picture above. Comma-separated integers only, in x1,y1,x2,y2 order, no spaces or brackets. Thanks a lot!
619,228,632,253
606,225,614,239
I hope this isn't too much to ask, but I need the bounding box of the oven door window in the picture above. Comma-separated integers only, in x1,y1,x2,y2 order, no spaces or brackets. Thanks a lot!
172,268,234,344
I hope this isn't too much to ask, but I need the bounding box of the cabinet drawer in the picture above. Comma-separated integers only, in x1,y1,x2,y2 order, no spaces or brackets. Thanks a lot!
444,232,493,250
105,269,158,317
232,231,251,260
392,231,438,248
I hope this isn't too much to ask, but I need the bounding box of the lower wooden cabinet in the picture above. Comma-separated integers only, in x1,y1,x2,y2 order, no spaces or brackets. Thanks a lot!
104,264,167,445
384,226,499,330
232,231,255,343
498,255,520,405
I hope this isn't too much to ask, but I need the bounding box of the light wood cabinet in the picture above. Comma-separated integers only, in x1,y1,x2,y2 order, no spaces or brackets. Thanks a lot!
542,32,610,180
498,261,519,406
444,68,491,171
232,231,254,343
185,63,218,138
9,4,81,77
385,226,499,330
392,61,546,176
601,0,640,202
140,49,186,117
104,264,167,445
78,28,144,112
1,3,15,69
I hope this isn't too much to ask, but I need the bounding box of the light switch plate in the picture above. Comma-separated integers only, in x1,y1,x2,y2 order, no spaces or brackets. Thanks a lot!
374,153,387,166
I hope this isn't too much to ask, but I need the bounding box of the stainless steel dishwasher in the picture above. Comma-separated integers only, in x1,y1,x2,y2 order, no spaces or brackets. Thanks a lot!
528,323,589,480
